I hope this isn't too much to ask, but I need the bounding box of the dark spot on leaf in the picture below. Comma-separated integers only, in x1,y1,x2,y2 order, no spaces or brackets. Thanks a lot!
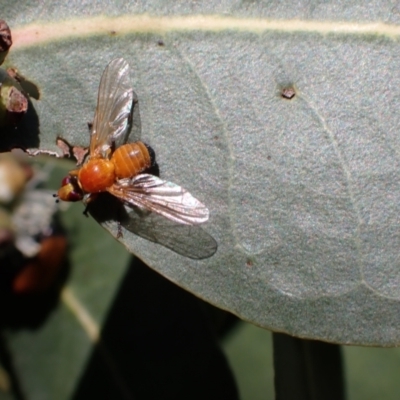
281,86,296,100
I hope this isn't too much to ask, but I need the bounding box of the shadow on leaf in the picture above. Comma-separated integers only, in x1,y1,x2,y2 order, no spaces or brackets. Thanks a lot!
88,192,217,260
1,98,40,152
72,257,238,400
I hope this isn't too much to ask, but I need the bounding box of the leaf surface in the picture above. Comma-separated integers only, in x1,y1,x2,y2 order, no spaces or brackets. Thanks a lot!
1,3,400,368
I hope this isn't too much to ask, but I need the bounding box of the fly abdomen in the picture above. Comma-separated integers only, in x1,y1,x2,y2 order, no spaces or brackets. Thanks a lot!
111,141,153,179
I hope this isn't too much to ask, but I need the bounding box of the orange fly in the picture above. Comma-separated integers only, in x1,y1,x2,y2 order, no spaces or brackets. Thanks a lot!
56,58,209,230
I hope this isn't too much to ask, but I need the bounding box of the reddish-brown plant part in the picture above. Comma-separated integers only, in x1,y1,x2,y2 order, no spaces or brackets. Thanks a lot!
12,235,68,294
72,145,89,165
7,86,28,113
0,20,11,65
6,68,40,100
56,137,89,165
0,78,28,125
56,137,73,158
0,20,12,52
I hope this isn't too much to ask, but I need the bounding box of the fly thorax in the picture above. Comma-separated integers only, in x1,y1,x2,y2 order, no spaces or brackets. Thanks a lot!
78,158,115,193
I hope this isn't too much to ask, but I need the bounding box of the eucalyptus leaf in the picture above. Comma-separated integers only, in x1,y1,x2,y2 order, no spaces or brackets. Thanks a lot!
1,2,400,354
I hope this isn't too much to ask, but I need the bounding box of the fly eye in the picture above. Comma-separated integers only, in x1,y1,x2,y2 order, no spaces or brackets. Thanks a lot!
61,176,74,186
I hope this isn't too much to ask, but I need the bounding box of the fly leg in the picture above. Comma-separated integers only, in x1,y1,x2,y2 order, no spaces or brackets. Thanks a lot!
116,220,123,239
83,204,90,217
82,193,98,217
116,204,124,239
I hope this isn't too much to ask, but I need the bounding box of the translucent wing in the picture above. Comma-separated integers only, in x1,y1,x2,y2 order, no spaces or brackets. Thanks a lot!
107,174,209,225
121,210,217,259
90,58,134,157
86,193,217,259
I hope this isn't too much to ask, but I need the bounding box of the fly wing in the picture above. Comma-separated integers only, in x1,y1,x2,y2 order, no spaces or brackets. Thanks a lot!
107,174,209,225
121,210,217,259
90,58,135,157
86,192,217,259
